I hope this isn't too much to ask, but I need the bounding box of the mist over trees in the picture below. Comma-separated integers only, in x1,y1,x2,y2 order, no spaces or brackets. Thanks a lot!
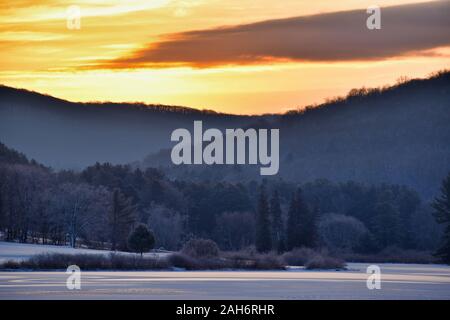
1,71,449,199
0,142,444,259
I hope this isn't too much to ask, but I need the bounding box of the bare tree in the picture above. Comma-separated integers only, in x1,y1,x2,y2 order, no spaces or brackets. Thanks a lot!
318,213,368,252
147,204,185,250
50,183,109,247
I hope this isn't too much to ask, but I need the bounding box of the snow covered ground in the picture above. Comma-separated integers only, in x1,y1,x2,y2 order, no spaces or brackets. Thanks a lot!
0,241,169,263
1,242,450,299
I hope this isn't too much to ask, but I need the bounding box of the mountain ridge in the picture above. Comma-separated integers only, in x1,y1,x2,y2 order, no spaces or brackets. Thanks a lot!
1,71,449,198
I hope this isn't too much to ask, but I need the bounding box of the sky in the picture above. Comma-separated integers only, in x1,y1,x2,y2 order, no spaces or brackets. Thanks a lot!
0,0,449,114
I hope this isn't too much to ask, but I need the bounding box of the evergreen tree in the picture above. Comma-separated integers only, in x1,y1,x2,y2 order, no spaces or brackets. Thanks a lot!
109,189,136,251
306,206,319,247
372,202,401,249
432,173,450,264
287,189,300,250
255,186,272,253
287,187,316,250
270,190,285,253
127,224,155,257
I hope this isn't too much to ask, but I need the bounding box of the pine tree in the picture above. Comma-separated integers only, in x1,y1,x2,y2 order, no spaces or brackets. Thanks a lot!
270,190,284,253
128,224,155,257
109,189,136,251
286,190,300,250
255,185,272,253
372,202,400,249
432,173,450,264
286,187,316,250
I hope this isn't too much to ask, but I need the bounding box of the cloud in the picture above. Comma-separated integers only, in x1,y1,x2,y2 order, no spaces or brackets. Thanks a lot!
98,1,450,69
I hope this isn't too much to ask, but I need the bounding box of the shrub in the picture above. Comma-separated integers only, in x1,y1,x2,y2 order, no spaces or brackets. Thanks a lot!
223,251,285,270
281,247,316,266
166,253,200,270
181,239,220,258
252,254,284,270
0,253,169,270
281,248,346,269
305,254,346,270
109,253,168,269
318,214,368,252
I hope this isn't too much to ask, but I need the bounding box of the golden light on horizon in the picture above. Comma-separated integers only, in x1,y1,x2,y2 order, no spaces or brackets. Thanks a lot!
1,0,449,114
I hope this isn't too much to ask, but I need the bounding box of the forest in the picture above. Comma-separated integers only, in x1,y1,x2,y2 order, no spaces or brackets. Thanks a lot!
1,141,448,263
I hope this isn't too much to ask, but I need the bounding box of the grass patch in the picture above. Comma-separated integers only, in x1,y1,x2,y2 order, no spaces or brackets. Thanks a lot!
304,254,346,270
0,251,285,271
281,248,316,266
281,247,346,270
0,253,169,270
167,252,285,270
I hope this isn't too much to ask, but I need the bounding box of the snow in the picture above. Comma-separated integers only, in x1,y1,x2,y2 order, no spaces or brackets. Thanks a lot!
1,241,450,299
0,241,170,263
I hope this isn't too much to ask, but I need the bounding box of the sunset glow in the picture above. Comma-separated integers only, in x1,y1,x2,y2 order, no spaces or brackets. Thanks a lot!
1,0,449,114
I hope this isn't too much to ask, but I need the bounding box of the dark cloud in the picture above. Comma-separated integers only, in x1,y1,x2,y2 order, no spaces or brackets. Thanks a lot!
102,1,450,68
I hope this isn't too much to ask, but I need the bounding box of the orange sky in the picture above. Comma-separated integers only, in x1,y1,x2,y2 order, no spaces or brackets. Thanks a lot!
1,0,449,114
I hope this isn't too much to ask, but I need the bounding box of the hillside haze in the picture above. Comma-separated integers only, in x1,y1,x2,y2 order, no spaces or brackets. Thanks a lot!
1,72,449,198
0,86,253,169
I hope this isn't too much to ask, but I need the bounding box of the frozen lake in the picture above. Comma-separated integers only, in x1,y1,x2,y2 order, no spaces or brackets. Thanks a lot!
1,263,450,299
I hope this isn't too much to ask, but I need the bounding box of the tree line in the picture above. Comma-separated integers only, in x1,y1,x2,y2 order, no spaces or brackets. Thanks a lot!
0,142,448,262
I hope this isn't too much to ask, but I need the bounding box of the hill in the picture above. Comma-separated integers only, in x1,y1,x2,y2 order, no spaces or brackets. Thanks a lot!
1,71,449,198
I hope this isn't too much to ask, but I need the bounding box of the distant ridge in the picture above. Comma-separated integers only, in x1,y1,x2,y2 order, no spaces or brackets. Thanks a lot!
1,70,449,198
0,85,236,116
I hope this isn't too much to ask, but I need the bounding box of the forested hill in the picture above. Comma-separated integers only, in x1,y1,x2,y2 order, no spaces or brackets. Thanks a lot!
142,71,450,199
0,142,29,165
0,85,255,169
277,71,450,199
1,71,450,198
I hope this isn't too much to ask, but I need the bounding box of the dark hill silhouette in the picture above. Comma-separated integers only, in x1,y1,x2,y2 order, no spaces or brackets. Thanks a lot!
0,85,254,169
0,141,31,165
277,71,450,199
1,71,449,198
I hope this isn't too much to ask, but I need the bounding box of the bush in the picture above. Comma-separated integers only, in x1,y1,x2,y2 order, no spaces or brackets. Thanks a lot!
318,214,368,252
252,254,284,270
281,248,346,269
305,254,346,270
165,251,285,270
0,253,169,270
109,253,168,269
166,253,201,270
181,239,220,258
281,247,316,266
223,251,285,270
0,251,284,271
